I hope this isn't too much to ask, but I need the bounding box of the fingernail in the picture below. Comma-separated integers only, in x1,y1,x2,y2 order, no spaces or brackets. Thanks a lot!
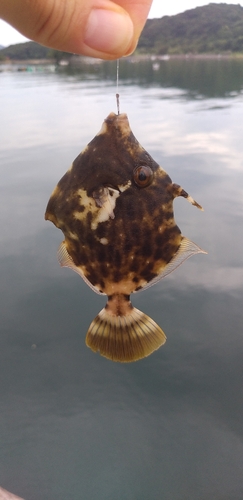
84,9,134,56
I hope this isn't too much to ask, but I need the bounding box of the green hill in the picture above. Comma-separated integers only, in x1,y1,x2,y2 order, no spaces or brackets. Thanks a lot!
0,41,50,60
138,3,243,54
0,41,70,62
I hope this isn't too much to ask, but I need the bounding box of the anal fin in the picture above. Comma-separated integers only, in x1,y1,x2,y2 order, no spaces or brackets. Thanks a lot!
57,241,104,295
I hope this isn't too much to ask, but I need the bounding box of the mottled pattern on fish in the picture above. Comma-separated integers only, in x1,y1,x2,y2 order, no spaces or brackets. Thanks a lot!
45,112,206,362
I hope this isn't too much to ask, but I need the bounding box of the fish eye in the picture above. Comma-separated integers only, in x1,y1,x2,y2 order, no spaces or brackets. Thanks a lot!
133,166,153,188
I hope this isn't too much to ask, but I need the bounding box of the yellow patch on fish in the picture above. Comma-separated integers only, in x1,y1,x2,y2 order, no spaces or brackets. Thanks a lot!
45,112,206,363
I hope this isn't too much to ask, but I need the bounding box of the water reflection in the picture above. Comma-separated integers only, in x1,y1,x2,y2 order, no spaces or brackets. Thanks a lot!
60,56,243,98
0,59,243,500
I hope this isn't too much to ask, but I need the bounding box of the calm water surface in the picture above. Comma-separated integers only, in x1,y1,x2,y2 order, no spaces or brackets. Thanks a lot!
0,58,243,500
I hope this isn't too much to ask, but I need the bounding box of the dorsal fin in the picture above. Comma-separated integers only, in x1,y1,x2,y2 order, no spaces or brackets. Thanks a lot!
136,237,207,293
171,183,203,210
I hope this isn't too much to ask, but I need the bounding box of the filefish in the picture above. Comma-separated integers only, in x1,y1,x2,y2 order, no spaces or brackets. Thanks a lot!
45,112,206,363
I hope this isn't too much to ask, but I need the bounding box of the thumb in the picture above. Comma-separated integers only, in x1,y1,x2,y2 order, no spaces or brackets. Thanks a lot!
0,0,137,60
83,6,135,59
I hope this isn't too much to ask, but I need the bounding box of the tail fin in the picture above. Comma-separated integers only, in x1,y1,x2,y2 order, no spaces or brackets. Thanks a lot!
86,305,166,363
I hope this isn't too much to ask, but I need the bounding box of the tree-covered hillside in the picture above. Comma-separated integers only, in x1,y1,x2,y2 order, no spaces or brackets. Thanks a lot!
0,41,49,60
138,3,243,54
0,41,71,62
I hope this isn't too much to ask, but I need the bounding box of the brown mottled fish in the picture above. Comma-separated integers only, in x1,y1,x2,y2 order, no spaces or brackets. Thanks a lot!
45,112,206,363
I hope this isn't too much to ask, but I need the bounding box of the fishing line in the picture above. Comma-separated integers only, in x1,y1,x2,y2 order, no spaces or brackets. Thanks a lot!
116,59,120,115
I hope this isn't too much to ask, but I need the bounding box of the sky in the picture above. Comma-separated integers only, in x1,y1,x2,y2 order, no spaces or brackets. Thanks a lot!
0,0,243,47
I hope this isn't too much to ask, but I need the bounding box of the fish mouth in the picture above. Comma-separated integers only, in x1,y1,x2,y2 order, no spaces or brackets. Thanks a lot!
91,180,131,206
105,184,121,193
92,185,120,211
91,184,122,228
99,183,130,195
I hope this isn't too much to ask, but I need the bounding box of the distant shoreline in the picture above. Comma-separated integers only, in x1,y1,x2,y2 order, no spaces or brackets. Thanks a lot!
0,58,56,65
1,52,243,66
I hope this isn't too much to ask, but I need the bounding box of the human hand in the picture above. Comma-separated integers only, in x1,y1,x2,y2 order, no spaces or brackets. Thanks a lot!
0,0,153,59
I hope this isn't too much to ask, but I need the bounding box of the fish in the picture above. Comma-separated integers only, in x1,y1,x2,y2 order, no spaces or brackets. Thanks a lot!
45,111,206,363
